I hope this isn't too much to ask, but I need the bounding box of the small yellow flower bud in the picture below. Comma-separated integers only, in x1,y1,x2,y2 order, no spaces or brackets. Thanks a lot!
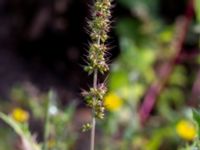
104,92,123,111
176,119,196,141
11,108,29,123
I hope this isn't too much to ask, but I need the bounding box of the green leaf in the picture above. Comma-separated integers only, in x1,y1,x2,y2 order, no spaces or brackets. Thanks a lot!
0,112,24,136
195,0,200,23
116,0,159,16
146,126,174,150
109,68,129,90
0,112,41,150
116,18,150,46
159,27,173,43
193,109,200,137
169,65,187,87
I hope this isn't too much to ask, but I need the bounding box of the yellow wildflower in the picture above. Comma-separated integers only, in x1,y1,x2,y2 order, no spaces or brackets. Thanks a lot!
11,108,29,123
176,119,196,141
104,92,123,111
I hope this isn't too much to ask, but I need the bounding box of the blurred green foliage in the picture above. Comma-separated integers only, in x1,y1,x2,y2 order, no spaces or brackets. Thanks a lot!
0,0,200,149
0,87,78,150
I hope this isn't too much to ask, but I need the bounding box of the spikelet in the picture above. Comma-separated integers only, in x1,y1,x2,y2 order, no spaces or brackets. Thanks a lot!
82,0,113,132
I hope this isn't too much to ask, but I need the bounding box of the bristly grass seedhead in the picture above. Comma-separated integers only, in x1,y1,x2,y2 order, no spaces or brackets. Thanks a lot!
82,83,107,119
83,0,112,121
82,0,113,149
84,0,112,75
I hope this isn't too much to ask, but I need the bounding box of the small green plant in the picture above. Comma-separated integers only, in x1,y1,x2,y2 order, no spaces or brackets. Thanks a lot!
178,109,200,150
0,89,77,150
82,0,113,150
0,111,41,150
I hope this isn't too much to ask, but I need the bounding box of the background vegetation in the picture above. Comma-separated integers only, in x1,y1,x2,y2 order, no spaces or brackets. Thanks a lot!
0,0,200,149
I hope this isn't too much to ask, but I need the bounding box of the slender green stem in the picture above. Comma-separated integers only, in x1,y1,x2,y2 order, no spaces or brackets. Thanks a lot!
43,91,51,150
93,68,98,89
90,115,96,150
90,69,98,150
90,28,101,150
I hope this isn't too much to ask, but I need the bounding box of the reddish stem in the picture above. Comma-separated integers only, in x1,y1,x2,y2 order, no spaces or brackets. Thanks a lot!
188,70,200,106
139,0,194,124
